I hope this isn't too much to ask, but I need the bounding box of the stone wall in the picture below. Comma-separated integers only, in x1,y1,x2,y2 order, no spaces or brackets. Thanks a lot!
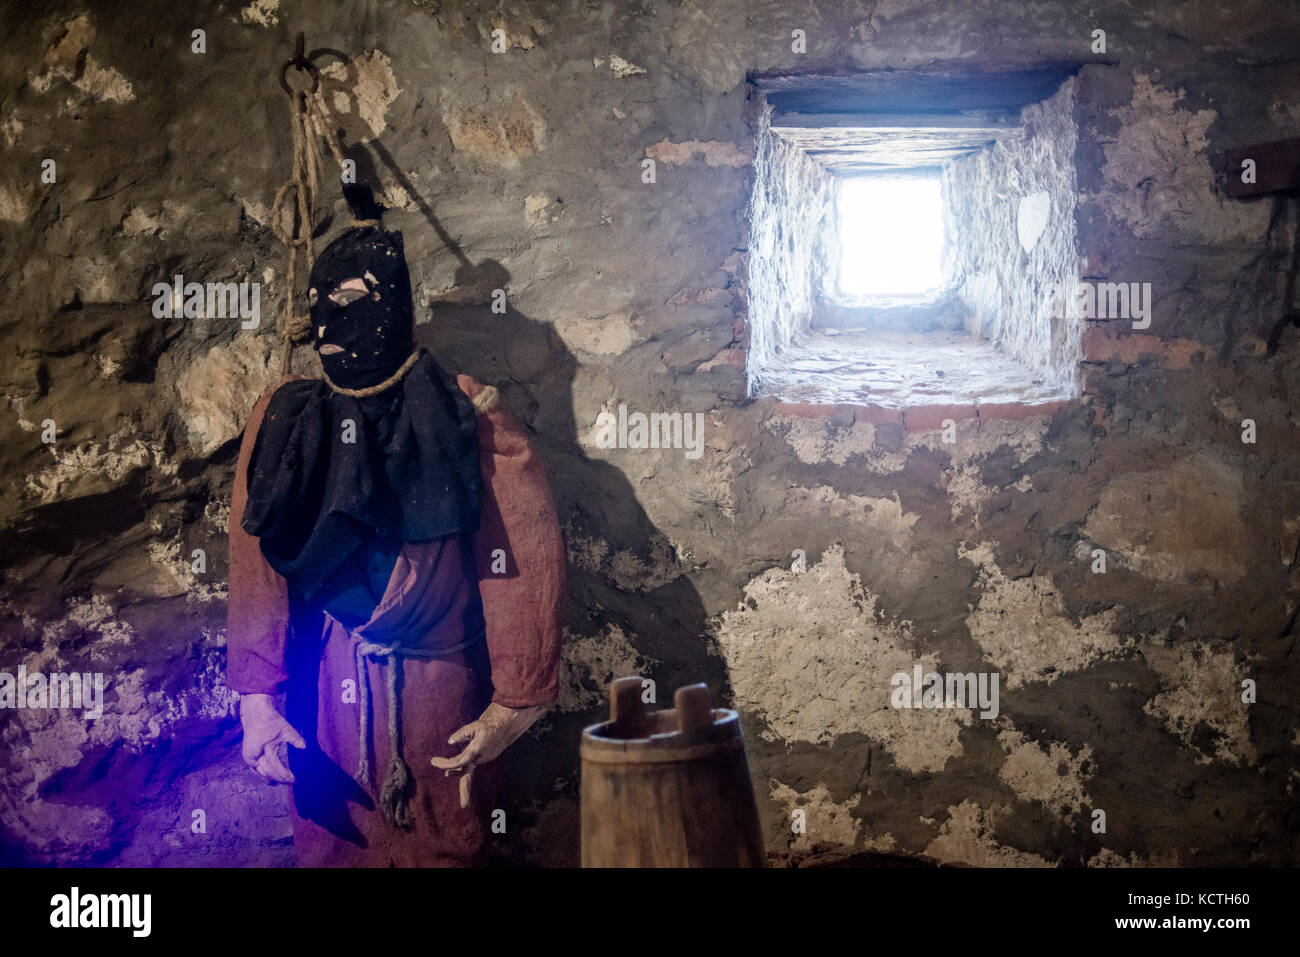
746,99,835,393
946,78,1082,390
1,0,1298,868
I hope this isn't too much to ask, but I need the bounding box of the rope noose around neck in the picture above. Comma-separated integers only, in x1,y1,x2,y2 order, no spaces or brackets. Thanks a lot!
320,348,421,397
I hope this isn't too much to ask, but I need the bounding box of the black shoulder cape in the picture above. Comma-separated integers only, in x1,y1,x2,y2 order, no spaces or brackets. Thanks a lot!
240,349,481,599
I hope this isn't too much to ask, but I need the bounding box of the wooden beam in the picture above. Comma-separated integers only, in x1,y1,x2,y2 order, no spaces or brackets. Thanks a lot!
1224,138,1300,198
770,111,1019,132
751,62,1086,114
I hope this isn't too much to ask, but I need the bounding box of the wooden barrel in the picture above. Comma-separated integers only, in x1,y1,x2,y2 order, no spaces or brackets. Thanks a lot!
580,677,766,867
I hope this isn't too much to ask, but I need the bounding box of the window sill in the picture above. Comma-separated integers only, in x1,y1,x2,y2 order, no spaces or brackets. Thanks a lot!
754,329,1075,429
814,290,964,333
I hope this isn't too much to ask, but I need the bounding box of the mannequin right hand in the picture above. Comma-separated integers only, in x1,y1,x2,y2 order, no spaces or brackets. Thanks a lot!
240,693,306,784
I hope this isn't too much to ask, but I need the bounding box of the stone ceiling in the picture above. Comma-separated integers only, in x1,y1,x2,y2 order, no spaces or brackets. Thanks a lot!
769,115,1022,173
754,63,1081,174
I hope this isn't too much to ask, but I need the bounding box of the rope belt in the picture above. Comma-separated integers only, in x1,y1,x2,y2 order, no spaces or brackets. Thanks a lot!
352,628,485,829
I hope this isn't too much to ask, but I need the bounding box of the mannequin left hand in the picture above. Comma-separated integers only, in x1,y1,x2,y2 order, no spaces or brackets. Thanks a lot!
431,702,548,808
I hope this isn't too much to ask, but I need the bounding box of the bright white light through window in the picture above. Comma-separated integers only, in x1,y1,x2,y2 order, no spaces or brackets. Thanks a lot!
837,176,944,298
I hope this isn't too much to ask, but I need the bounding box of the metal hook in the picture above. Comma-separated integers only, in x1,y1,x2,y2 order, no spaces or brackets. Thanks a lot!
279,31,320,96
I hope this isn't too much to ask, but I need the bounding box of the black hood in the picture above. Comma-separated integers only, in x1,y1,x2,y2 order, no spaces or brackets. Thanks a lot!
309,226,415,391
241,225,482,600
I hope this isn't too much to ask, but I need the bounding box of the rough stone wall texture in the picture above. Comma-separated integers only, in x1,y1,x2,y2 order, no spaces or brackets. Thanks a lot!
946,79,1082,391
746,101,834,393
1,0,1298,868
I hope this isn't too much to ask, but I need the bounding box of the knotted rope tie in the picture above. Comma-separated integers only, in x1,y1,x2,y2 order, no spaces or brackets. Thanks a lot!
352,630,485,829
354,639,413,829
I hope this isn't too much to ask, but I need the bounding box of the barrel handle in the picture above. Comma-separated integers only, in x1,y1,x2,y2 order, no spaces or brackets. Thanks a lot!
675,683,713,736
609,675,650,736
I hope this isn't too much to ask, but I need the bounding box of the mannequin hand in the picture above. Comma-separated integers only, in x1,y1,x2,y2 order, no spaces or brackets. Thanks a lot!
431,702,548,808
240,693,306,785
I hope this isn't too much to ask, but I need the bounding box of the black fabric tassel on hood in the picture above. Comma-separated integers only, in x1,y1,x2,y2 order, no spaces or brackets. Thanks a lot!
240,220,481,600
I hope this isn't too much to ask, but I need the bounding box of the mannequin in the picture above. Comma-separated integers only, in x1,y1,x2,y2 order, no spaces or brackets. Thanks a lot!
227,215,565,866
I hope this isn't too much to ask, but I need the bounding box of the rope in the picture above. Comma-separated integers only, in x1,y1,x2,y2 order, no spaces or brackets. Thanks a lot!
352,629,485,829
271,86,359,376
321,348,421,397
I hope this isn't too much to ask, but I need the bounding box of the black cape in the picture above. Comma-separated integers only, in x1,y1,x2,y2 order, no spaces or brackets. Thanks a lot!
240,349,482,600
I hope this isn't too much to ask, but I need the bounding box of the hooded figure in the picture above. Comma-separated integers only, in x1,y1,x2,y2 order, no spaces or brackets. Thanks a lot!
240,226,482,606
226,218,566,867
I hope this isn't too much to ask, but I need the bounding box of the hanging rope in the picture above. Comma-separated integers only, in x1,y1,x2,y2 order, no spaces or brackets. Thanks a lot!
270,33,361,376
271,92,317,375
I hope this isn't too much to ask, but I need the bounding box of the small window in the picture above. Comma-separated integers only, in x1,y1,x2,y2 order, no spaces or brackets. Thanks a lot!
747,66,1086,408
837,176,945,300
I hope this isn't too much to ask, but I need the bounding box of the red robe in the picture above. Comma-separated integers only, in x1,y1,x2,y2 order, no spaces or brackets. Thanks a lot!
226,372,565,866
